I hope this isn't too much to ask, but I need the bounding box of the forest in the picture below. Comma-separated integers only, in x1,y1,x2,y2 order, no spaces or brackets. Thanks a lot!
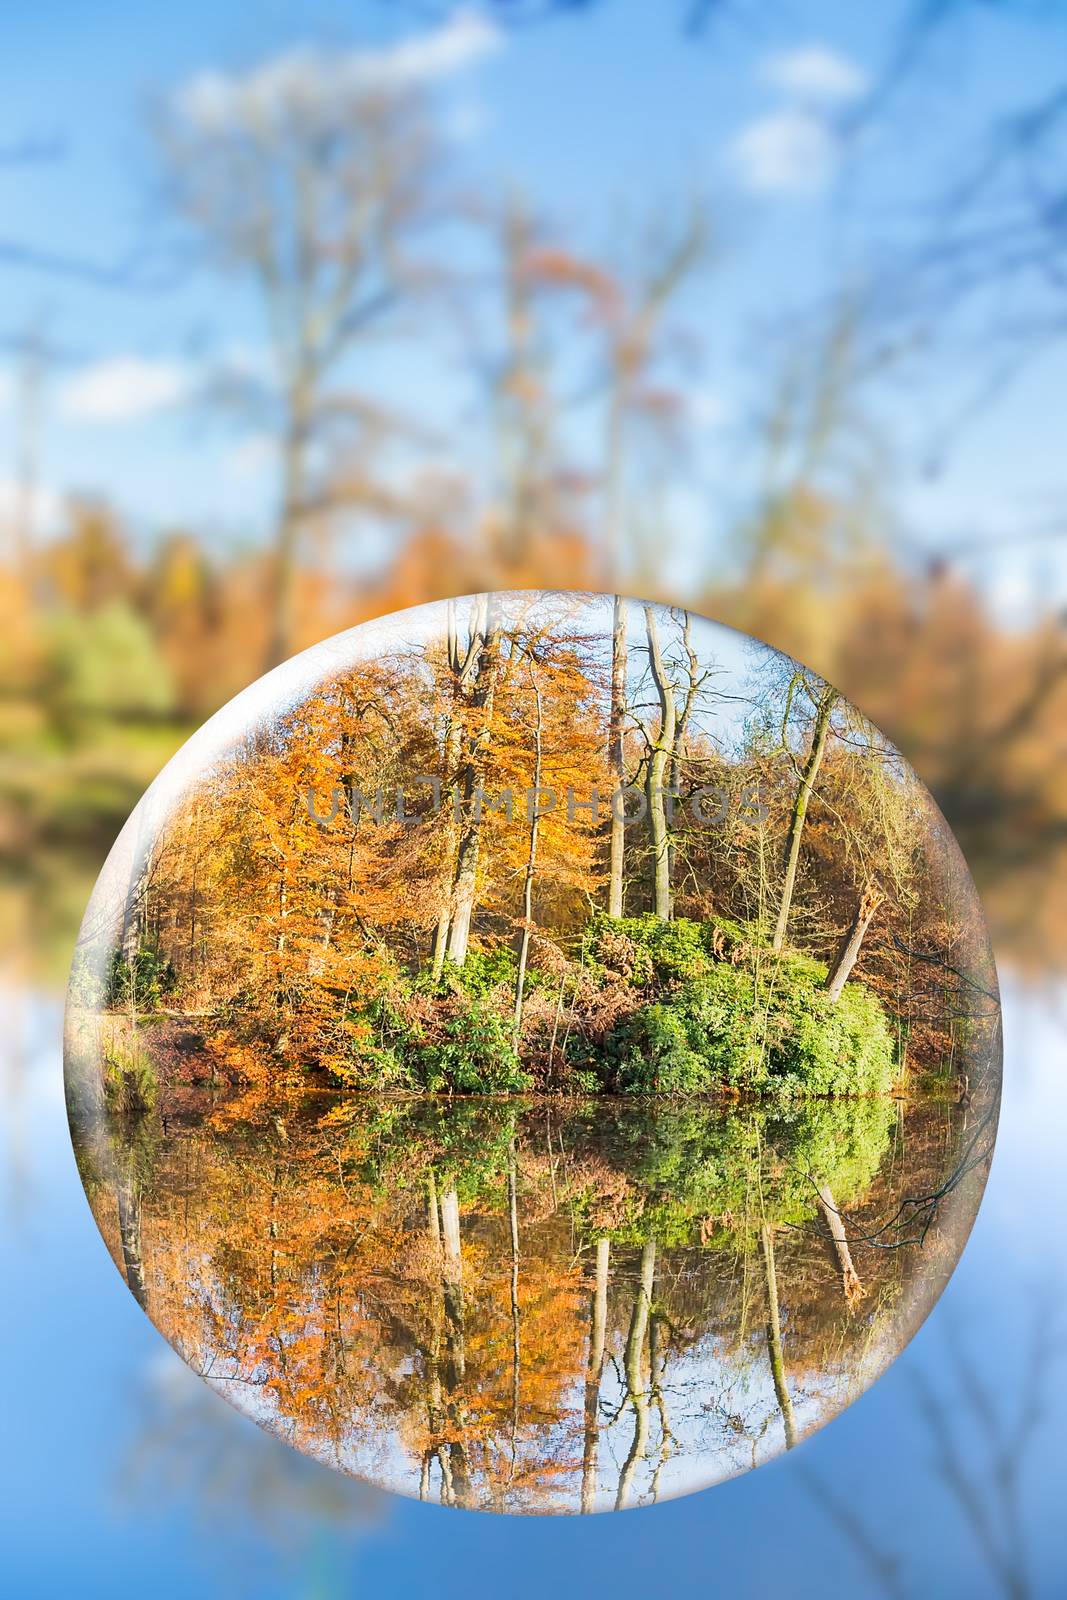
78,591,997,1106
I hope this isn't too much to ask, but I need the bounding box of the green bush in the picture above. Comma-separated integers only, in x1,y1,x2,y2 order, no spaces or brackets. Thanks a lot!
415,1002,531,1095
589,913,742,985
437,946,519,1000
101,1022,159,1113
771,980,897,1097
336,989,530,1095
43,601,175,737
106,944,177,1012
612,1003,713,1094
602,946,897,1099
320,914,897,1100
343,994,422,1090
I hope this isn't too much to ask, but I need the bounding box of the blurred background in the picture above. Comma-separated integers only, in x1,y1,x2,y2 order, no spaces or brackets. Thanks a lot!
1,1,1065,1594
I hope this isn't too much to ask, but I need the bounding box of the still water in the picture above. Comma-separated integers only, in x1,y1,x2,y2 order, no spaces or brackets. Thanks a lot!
69,1089,989,1514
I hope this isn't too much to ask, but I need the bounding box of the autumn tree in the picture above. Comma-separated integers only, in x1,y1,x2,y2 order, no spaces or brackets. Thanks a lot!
445,594,504,965
156,61,448,667
772,673,838,952
600,210,707,916
644,605,677,921
430,597,488,978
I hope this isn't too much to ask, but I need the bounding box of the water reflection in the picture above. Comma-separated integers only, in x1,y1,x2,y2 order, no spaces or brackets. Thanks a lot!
69,1090,989,1514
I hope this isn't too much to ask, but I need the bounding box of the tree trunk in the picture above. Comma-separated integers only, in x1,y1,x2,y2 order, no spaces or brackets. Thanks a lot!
648,1310,674,1504
440,1185,465,1360
120,798,152,1013
772,681,836,953
825,882,885,1002
188,803,201,983
276,876,288,958
581,1237,610,1514
513,679,544,1046
431,603,469,978
817,1184,864,1305
427,1167,442,1253
615,1237,656,1511
307,884,337,978
447,598,502,967
760,1224,797,1450
667,611,698,919
608,595,628,918
644,608,676,921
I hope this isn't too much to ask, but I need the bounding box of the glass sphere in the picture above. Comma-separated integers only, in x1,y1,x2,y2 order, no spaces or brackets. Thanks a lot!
66,592,1000,1512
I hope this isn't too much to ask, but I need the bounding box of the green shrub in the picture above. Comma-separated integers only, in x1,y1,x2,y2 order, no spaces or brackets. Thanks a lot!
679,967,770,1091
101,1022,158,1112
415,1002,531,1095
589,914,736,985
343,994,422,1090
322,914,897,1100
437,946,520,1000
767,979,896,1097
602,947,896,1099
613,1003,713,1094
105,944,177,1012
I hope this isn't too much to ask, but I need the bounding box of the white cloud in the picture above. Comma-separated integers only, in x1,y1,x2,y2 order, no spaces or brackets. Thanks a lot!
446,98,489,145
365,8,502,87
0,476,64,535
176,10,503,132
218,342,273,380
763,45,867,104
689,386,729,433
0,369,11,409
225,432,278,478
58,356,187,423
729,107,837,196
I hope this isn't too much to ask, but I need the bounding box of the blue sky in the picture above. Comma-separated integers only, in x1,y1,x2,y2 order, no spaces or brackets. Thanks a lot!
2,0,1066,610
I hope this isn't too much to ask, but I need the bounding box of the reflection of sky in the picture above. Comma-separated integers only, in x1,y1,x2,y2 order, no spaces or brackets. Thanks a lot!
4,978,1062,1594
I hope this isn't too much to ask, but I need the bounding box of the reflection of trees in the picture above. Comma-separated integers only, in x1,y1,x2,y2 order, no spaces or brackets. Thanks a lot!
438,1181,472,1506
72,1088,159,1317
909,1313,1057,1600
76,1090,985,1511
580,1237,610,1514
816,1183,864,1307
761,1224,797,1452
801,1302,1062,1600
120,1354,383,1586
115,1149,148,1314
614,1237,656,1511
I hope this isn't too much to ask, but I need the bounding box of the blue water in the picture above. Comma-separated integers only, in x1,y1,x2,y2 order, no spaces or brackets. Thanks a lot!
1,982,1063,1598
